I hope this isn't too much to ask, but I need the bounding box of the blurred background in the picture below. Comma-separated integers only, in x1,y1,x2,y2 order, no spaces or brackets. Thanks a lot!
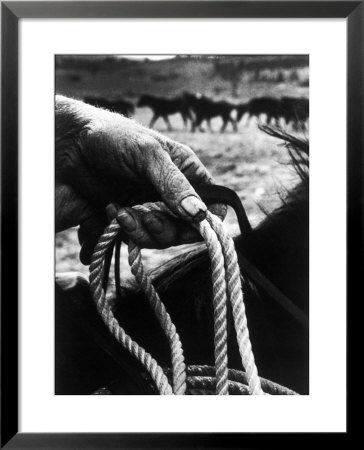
55,55,309,281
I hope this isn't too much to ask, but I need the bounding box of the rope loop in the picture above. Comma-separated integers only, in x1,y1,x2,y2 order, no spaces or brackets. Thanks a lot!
89,200,296,395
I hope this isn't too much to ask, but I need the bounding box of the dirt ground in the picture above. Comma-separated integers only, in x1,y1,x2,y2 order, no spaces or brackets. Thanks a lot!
55,56,308,283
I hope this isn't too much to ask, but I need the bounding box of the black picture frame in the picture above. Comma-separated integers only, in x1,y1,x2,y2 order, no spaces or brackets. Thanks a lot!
1,1,360,448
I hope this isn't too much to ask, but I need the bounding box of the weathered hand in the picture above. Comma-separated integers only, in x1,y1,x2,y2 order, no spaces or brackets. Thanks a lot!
56,95,226,264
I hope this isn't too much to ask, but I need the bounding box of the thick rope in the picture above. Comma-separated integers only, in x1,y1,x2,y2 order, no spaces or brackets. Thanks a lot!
184,365,297,395
89,201,283,395
197,220,229,395
130,203,228,395
148,366,298,395
128,241,187,395
206,213,263,394
89,221,173,395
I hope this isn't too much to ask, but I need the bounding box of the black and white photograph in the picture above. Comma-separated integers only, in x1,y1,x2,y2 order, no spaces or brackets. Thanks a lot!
55,54,309,396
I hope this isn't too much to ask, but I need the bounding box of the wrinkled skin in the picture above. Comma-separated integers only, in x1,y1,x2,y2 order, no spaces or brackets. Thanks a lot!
55,95,226,263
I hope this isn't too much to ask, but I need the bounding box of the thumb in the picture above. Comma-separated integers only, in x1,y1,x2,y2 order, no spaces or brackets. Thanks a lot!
143,143,207,222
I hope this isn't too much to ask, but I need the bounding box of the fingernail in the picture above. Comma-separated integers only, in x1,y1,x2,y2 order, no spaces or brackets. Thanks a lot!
105,203,118,221
181,196,207,221
117,210,136,232
145,214,164,234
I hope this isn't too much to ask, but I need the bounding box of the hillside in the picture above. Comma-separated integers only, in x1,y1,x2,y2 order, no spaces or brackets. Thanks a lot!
56,54,309,101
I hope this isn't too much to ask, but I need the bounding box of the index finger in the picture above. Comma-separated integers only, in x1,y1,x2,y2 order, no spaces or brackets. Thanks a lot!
140,138,207,222
164,140,227,220
148,131,215,187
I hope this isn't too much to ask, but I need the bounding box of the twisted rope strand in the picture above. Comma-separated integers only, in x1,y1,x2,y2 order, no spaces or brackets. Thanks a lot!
196,220,229,395
128,204,187,395
163,365,298,395
128,240,186,395
186,365,297,395
206,212,263,395
131,202,229,395
89,220,173,395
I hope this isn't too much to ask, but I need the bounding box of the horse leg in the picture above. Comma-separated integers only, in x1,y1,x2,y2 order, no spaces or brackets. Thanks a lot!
194,115,204,132
207,119,213,133
187,110,195,132
292,120,299,131
220,117,228,133
181,113,188,130
191,116,199,133
236,111,242,125
284,114,292,129
163,115,173,131
149,114,159,129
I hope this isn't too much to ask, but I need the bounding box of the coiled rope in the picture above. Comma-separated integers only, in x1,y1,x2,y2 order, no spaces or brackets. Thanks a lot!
89,201,297,395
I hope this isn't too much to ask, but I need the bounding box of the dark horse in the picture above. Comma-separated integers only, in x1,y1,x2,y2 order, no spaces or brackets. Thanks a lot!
84,96,135,118
137,94,193,131
56,127,309,395
184,92,237,133
247,97,281,125
235,102,250,125
280,96,309,127
236,96,309,129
